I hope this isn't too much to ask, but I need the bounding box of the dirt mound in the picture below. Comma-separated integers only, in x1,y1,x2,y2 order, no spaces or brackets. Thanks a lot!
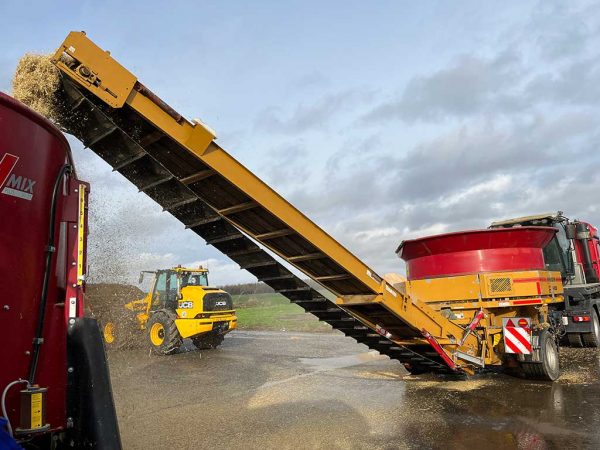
85,284,146,350
12,53,63,121
85,283,144,314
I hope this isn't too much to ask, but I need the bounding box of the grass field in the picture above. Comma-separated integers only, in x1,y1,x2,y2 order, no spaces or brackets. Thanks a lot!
232,293,333,332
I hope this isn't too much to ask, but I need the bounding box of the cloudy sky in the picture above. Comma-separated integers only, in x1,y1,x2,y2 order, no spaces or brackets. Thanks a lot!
2,1,600,285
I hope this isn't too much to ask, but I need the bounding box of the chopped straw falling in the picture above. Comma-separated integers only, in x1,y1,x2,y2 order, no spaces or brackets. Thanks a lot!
12,53,62,122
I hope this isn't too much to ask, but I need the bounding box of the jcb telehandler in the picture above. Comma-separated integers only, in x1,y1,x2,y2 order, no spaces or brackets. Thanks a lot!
100,266,237,354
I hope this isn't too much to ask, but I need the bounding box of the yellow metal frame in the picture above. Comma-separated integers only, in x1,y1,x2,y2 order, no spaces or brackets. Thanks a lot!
53,32,137,108
76,184,86,285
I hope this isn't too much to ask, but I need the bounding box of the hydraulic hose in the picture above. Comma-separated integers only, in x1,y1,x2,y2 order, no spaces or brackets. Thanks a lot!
28,164,72,384
1,379,30,437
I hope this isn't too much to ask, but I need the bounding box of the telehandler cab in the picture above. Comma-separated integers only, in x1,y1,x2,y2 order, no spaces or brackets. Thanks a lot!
101,266,237,354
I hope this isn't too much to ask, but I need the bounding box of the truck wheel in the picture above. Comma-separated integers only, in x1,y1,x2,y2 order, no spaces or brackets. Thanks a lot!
522,330,560,381
567,333,584,347
192,332,224,350
147,310,181,355
582,311,600,347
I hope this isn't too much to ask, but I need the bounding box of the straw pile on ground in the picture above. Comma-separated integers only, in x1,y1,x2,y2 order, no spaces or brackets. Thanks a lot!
12,53,63,122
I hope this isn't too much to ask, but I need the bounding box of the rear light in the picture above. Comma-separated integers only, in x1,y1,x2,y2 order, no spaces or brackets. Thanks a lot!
573,316,591,322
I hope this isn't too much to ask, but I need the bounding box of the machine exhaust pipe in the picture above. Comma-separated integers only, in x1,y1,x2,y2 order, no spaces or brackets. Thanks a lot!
575,222,599,284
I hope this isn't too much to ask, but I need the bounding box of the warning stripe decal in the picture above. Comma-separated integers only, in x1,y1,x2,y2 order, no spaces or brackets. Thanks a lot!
512,298,543,305
504,337,522,354
503,318,532,354
505,326,532,352
0,153,19,189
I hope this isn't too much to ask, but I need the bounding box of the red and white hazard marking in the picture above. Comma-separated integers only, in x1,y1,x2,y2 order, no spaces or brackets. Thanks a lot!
0,153,19,188
502,317,532,354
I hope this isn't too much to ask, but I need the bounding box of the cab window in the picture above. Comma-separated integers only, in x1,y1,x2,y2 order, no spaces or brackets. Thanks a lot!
166,272,179,307
182,272,208,287
543,224,574,279
543,238,564,274
152,272,167,307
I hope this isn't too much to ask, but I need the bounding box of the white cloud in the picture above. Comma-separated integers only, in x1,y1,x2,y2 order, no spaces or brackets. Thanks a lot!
185,258,253,286
442,174,513,207
19,0,600,288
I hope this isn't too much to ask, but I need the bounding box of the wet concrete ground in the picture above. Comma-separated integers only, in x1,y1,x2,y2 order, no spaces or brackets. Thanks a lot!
107,331,600,450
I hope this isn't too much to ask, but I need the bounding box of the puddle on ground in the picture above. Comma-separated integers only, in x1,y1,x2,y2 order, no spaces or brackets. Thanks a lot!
299,351,385,370
257,351,386,390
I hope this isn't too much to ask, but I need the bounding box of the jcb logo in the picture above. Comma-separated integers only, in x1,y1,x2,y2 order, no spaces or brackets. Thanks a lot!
215,301,227,307
178,301,194,309
0,153,36,201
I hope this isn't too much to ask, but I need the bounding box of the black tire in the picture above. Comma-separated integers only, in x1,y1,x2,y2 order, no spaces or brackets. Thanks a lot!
582,310,600,347
567,333,584,347
147,310,182,355
522,330,560,381
95,309,140,350
192,332,224,350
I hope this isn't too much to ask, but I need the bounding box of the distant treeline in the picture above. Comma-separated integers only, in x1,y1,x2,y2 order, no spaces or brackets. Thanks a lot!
218,282,274,295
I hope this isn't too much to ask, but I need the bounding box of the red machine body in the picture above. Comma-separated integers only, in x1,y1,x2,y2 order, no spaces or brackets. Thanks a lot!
397,227,557,280
573,221,600,282
0,93,88,435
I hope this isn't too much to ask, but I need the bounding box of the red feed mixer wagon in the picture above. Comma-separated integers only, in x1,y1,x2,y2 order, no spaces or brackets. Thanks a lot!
0,93,120,449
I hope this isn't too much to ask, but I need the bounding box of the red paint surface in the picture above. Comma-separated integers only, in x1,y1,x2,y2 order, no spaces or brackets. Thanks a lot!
512,299,543,305
574,222,600,282
397,227,557,280
0,153,19,188
421,329,457,370
0,93,76,432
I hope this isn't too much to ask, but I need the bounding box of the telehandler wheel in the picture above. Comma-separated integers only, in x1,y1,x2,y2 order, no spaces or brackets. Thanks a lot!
103,322,117,344
192,332,225,350
96,312,140,350
147,310,182,355
582,311,600,347
522,330,560,381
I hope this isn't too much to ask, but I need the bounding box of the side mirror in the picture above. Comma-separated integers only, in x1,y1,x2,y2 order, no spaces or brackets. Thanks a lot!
138,272,144,284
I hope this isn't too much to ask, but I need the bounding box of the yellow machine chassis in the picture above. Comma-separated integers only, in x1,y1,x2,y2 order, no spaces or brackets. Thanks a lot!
175,313,237,339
